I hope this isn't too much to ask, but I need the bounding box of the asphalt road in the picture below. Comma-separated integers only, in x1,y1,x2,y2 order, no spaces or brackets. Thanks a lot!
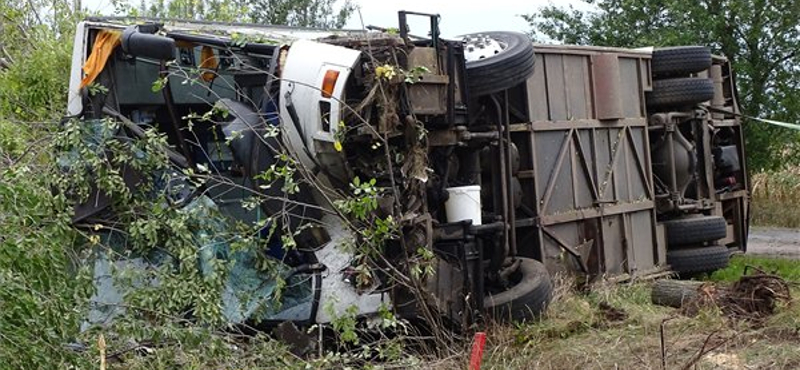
747,227,800,258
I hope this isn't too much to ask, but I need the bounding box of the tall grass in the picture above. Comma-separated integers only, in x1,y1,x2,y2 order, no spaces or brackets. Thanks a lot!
751,168,800,228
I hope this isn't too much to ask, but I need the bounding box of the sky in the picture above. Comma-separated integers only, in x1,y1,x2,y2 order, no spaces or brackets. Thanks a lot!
81,0,592,38
343,0,549,37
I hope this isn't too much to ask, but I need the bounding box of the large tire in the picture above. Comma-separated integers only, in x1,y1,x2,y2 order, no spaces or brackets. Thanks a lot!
484,258,552,323
462,32,536,97
646,77,715,109
663,215,727,246
651,46,712,77
667,245,730,275
651,280,703,308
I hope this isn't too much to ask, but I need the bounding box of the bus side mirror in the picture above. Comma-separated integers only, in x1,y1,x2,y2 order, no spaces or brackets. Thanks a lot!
121,25,175,61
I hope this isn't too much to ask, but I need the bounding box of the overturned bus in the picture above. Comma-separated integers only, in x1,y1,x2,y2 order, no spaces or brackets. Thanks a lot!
65,12,748,329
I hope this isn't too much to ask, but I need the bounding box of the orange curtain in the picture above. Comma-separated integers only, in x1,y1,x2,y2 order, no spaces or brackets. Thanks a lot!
79,30,122,89
200,46,218,82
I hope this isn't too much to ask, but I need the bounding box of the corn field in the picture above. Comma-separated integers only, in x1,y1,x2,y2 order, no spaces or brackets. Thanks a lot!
751,168,800,228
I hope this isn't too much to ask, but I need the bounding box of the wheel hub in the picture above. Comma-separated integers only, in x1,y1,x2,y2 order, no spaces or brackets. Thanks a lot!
462,34,507,62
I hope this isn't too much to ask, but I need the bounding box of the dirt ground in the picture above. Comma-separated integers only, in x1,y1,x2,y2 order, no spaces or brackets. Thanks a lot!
747,227,800,258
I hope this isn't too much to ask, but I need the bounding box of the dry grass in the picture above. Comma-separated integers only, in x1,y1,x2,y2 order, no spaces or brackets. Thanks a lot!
431,275,800,370
751,169,800,228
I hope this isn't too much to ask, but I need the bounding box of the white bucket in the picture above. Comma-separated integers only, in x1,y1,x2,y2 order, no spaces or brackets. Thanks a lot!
445,185,482,225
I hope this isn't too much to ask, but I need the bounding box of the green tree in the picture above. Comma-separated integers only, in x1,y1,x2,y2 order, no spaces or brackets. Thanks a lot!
0,2,88,366
248,0,355,28
133,0,355,28
524,0,800,171
137,0,245,22
0,0,80,121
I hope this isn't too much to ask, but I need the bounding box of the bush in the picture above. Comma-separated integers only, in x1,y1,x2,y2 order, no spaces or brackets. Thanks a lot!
0,24,72,122
0,4,90,366
0,140,89,368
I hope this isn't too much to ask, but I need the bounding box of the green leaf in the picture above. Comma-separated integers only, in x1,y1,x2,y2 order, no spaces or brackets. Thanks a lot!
151,77,167,92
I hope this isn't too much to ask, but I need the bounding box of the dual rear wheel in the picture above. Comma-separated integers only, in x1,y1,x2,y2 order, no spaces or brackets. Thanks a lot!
663,215,730,275
646,46,714,110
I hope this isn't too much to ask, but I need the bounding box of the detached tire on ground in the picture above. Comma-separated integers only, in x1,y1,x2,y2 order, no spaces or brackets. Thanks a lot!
651,280,703,308
484,258,553,323
462,31,536,97
651,46,712,77
667,245,730,275
663,215,727,246
646,77,715,109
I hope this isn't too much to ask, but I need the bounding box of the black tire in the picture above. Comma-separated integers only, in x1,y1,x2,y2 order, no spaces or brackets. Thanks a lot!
462,32,536,97
667,245,730,275
651,280,703,308
651,46,712,77
646,77,715,109
484,258,552,323
663,215,727,246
